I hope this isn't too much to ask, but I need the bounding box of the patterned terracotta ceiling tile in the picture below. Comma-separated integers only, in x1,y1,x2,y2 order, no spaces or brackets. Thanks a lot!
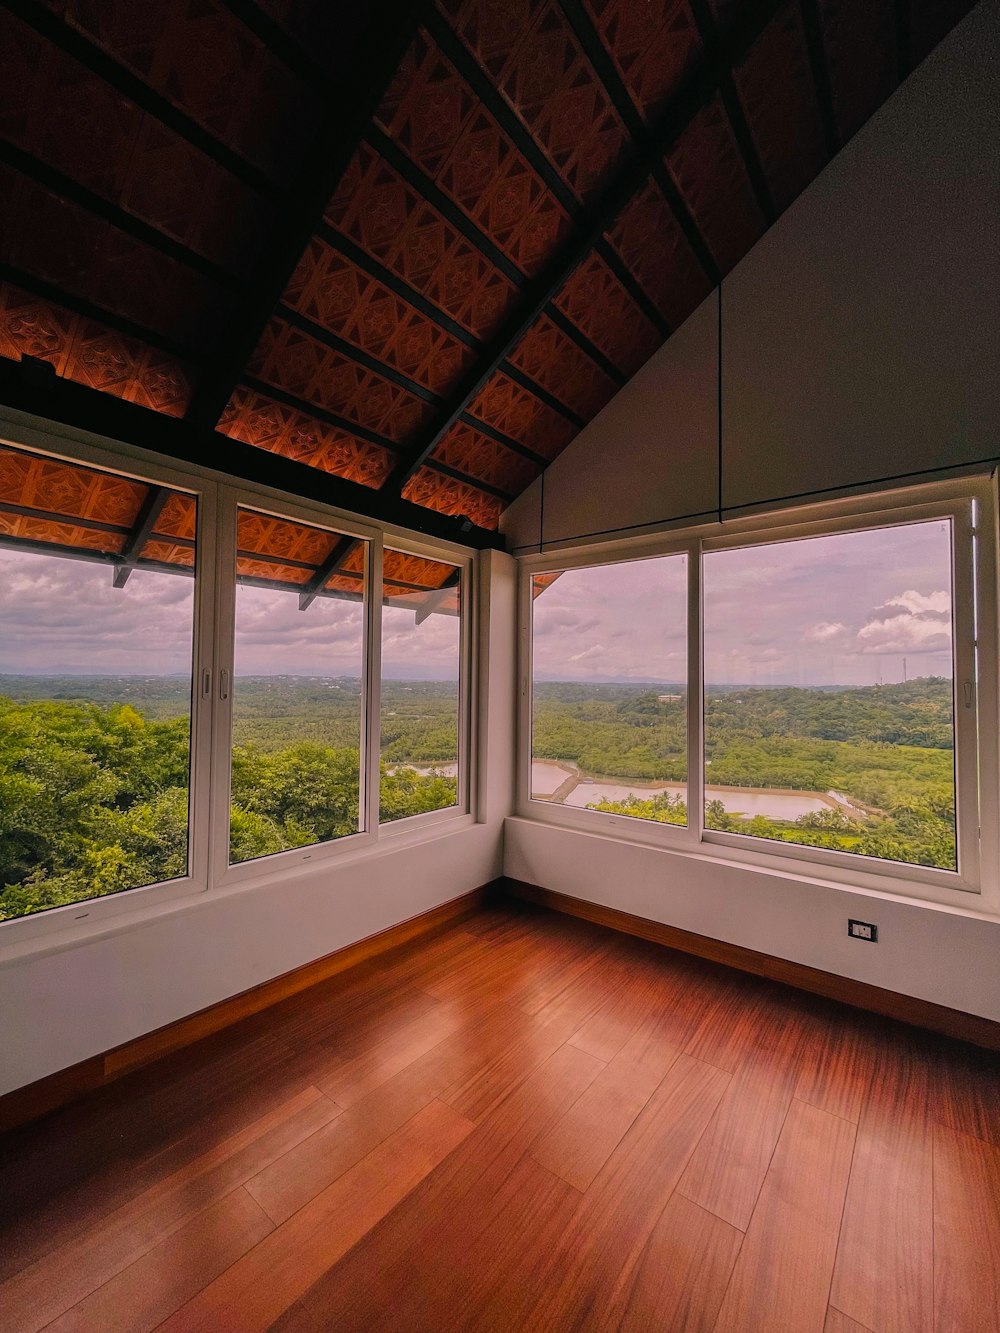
466,370,576,459
325,145,519,340
554,252,664,378
402,467,505,529
2,171,229,353
431,420,541,494
506,314,617,418
383,549,459,588
237,508,339,566
815,0,898,145
218,385,396,488
441,0,630,204
606,177,712,330
0,281,194,416
582,0,702,124
735,3,827,215
63,0,316,185
0,510,126,555
285,239,475,397
376,32,572,278
140,538,195,568
247,318,436,446
666,95,765,275
153,491,197,541
236,556,311,586
0,444,146,530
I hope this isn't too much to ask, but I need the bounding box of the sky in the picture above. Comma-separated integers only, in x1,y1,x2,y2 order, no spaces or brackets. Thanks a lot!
532,519,954,687
0,519,952,686
0,548,460,680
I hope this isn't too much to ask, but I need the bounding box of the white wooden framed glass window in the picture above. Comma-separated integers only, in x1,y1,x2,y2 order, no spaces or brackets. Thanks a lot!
519,477,999,908
0,416,478,946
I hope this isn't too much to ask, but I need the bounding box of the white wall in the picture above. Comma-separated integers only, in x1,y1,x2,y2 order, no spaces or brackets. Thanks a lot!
0,550,518,1096
502,2,1000,1021
503,0,1000,551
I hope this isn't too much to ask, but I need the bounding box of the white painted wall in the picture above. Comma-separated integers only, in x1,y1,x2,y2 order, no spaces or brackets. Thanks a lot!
503,0,1000,552
505,818,1000,1021
502,2,1000,1021
0,551,518,1096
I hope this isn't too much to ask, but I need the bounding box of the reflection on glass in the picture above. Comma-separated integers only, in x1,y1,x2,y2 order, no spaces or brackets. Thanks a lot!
0,443,196,921
229,509,366,864
530,555,688,825
703,521,956,870
380,550,461,823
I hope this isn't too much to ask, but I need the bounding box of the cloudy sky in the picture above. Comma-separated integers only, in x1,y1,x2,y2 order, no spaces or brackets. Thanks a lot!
0,548,459,680
533,519,954,687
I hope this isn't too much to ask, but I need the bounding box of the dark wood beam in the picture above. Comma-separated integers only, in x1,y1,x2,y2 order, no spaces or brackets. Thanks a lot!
799,0,841,158
0,359,504,550
382,0,789,497
112,486,171,588
183,0,430,436
4,0,280,200
298,534,360,611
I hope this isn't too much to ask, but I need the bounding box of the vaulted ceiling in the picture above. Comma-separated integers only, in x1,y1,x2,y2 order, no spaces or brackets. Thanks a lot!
0,0,975,546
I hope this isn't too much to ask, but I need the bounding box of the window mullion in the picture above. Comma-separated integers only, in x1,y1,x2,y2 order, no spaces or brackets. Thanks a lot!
365,530,384,838
688,539,705,846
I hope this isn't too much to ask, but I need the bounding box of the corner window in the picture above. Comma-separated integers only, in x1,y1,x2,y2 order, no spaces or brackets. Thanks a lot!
0,442,199,921
521,486,991,900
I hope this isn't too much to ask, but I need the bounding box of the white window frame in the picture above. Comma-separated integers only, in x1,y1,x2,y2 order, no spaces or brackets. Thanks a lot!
0,411,479,954
518,476,999,912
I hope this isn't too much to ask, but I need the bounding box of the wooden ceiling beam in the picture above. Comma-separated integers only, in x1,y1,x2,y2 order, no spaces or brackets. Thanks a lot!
183,0,430,437
381,0,790,499
0,359,504,550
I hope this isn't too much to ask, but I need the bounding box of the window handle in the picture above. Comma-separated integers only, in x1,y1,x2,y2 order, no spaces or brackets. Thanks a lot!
219,668,230,702
201,668,211,699
964,680,975,709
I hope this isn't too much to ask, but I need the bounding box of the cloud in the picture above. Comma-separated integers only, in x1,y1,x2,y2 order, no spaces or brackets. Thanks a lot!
803,622,848,644
856,613,951,655
883,589,951,616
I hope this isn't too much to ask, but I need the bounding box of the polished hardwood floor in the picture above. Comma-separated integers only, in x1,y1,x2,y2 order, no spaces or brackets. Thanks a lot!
1,900,998,1333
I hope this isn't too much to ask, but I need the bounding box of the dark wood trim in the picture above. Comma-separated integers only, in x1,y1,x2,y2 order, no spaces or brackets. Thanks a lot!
502,878,1000,1052
0,881,500,1135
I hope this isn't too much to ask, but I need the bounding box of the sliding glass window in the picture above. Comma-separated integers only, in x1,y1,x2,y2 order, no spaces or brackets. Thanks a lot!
380,549,463,824
229,507,367,864
0,441,199,921
529,554,688,826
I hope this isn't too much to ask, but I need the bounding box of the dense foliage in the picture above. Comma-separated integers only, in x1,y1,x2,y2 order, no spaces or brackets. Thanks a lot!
0,678,459,920
533,678,956,871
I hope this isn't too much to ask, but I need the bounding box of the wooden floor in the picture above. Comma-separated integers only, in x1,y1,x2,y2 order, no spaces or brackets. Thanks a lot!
1,901,998,1333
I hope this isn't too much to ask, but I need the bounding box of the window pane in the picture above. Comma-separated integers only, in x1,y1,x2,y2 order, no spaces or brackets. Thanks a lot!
0,443,197,922
531,555,688,825
230,509,366,864
703,520,956,870
380,550,462,823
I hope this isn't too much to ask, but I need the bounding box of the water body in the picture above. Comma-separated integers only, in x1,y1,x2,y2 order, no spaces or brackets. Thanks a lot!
531,760,837,821
387,762,458,778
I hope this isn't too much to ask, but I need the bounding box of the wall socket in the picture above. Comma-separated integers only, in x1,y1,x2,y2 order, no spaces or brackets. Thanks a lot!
848,919,877,942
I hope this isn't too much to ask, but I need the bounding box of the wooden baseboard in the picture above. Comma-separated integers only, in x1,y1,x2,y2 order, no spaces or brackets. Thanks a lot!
0,882,497,1136
503,878,1000,1052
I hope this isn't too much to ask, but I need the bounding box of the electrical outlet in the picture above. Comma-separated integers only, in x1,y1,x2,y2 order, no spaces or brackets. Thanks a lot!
848,919,877,942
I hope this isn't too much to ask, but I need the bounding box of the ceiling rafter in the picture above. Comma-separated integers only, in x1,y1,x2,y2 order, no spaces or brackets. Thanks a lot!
0,359,504,549
799,0,841,158
0,260,196,363
381,0,792,497
297,533,359,610
421,8,674,335
5,0,281,201
893,0,912,79
112,485,170,588
219,0,333,92
184,0,431,436
0,141,244,293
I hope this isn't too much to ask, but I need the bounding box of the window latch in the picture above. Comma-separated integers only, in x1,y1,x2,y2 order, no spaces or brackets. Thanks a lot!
219,668,230,702
964,680,975,709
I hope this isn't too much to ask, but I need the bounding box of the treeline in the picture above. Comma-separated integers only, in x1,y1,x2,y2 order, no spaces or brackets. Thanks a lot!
0,695,456,920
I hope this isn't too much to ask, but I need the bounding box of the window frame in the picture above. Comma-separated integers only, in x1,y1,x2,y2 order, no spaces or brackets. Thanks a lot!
0,413,479,953
518,476,999,911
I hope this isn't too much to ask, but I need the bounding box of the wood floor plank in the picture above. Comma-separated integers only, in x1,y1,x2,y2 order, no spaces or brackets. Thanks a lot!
530,1008,683,1190
158,1098,474,1333
0,1086,339,1333
829,1040,934,1333
516,1053,732,1332
600,1192,743,1333
824,1307,876,1332
794,1011,877,1124
933,1122,1000,1333
677,1026,804,1230
296,1041,606,1331
40,1188,273,1333
713,1098,856,1333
